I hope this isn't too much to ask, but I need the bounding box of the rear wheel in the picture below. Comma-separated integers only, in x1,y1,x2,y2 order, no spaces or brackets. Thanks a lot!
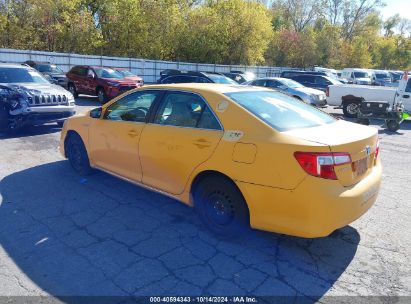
194,175,250,237
66,133,93,175
386,120,400,132
343,102,359,118
68,83,78,98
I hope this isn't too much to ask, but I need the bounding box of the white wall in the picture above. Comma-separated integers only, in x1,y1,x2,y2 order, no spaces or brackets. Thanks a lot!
0,48,300,83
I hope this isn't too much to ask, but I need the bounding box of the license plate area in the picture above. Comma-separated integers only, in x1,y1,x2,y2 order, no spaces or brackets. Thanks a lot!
353,157,368,177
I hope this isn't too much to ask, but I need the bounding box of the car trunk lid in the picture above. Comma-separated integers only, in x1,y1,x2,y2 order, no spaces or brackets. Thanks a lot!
285,120,379,187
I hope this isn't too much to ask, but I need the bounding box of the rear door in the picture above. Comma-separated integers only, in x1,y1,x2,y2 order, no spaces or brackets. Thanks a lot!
139,91,223,194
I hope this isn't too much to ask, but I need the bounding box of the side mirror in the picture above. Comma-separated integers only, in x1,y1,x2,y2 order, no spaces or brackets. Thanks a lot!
87,74,95,79
90,107,102,119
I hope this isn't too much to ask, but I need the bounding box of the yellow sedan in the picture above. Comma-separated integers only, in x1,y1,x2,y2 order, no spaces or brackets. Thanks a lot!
60,84,381,238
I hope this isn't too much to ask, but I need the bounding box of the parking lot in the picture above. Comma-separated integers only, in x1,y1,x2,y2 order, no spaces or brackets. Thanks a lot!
0,97,410,302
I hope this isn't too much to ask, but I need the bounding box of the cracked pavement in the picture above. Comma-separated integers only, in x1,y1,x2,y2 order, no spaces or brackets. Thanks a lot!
0,97,410,302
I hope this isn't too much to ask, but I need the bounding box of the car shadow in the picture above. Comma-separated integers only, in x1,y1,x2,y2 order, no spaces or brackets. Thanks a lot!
0,161,360,302
75,95,101,107
0,124,61,139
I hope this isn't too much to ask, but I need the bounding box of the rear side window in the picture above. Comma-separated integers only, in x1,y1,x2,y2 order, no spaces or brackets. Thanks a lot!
252,79,267,87
71,66,87,76
225,91,335,131
154,92,221,130
405,79,411,93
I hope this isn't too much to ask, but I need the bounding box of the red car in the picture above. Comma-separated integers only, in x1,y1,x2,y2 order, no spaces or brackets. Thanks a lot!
114,68,144,86
66,66,140,103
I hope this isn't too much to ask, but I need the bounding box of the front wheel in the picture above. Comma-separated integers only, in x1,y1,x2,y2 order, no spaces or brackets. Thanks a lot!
97,88,108,104
194,176,250,237
68,83,78,98
66,133,93,175
343,102,359,118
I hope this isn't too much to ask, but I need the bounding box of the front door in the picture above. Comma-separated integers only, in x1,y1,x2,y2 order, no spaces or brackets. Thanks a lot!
139,91,223,195
89,90,161,182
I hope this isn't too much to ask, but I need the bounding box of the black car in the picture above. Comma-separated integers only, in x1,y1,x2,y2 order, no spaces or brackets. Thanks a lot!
280,70,330,79
24,61,68,88
158,70,237,84
224,70,256,84
290,74,342,92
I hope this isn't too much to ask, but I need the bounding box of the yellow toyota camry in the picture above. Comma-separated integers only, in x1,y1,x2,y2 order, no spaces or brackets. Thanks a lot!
60,84,381,238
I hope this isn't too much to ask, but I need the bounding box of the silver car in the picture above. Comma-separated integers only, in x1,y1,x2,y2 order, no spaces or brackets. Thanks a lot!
244,77,327,107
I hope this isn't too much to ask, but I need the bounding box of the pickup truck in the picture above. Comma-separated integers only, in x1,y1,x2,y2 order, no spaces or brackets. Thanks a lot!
326,75,411,117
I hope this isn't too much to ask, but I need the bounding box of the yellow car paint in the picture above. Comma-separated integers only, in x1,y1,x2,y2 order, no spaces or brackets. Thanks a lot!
60,83,381,238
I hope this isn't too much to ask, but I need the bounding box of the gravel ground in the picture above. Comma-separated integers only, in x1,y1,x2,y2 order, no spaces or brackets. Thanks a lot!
0,96,410,303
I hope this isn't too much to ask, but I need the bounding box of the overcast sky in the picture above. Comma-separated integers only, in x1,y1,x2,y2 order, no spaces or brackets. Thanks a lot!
381,0,411,20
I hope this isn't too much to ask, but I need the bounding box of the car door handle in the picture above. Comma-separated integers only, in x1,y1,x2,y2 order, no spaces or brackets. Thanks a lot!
128,130,140,137
403,95,410,99
193,139,212,148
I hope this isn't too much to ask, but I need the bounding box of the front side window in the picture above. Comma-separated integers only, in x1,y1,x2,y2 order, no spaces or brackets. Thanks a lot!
154,92,221,130
225,91,336,132
104,91,160,122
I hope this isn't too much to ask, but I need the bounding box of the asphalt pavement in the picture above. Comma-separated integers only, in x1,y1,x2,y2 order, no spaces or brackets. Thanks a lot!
0,96,410,303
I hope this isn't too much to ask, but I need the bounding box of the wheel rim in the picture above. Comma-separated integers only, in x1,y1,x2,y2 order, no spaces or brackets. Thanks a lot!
98,90,105,103
347,103,358,115
204,190,235,226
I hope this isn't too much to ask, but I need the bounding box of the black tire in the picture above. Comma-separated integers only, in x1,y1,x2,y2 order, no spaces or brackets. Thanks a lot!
356,118,370,125
68,83,78,98
194,175,250,237
97,87,108,104
66,133,93,175
386,120,400,132
343,102,359,118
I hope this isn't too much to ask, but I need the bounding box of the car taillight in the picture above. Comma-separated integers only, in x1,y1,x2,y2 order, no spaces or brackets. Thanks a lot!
375,138,380,162
326,87,329,97
294,152,351,180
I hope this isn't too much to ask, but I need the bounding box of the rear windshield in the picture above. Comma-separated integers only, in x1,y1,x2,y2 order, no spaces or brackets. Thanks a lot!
38,64,63,74
353,72,368,78
0,68,50,84
278,78,303,88
206,74,237,84
225,91,336,131
375,73,389,79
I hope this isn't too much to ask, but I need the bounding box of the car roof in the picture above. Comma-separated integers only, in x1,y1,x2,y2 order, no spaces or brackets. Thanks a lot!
143,83,271,94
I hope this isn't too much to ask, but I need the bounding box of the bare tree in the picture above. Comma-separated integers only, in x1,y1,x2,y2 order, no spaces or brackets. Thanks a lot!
271,0,325,32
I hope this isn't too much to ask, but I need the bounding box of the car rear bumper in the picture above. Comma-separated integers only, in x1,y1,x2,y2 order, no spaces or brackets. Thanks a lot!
237,161,382,238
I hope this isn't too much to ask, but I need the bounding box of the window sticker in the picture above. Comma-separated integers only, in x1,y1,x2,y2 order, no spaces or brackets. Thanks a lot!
223,130,244,142
217,100,229,112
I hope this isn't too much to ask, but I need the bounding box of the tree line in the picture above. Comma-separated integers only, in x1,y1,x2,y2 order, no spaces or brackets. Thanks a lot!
0,0,410,70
